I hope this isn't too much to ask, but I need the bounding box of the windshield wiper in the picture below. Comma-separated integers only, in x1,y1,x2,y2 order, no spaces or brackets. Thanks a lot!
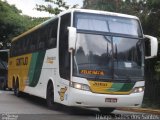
74,56,79,75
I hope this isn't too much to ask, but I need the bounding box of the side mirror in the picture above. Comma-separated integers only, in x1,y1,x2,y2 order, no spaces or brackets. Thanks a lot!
144,35,158,59
68,27,77,52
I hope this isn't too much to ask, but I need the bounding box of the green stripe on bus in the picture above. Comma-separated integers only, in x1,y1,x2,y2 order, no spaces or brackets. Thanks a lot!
106,83,134,92
106,83,124,92
119,83,134,92
28,51,46,87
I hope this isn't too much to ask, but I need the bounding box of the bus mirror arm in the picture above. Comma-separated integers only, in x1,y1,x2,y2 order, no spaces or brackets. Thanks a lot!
68,27,77,53
144,35,158,59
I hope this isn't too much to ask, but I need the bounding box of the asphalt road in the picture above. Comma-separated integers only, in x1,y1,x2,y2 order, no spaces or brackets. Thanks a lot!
0,90,159,120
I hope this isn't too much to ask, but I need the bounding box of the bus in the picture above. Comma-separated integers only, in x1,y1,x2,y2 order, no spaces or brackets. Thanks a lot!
8,9,158,113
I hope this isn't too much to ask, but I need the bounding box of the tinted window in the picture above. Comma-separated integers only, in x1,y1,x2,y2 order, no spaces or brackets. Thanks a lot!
74,12,142,37
47,19,58,49
59,13,71,80
10,18,58,57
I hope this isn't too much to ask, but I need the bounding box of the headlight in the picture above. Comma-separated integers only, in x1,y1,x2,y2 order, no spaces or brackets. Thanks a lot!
70,82,90,91
132,86,145,93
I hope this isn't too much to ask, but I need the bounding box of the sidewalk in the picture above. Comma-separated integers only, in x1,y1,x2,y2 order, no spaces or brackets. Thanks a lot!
117,107,160,115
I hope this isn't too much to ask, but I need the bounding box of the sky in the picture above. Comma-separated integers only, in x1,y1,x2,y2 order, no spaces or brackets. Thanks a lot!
6,0,83,17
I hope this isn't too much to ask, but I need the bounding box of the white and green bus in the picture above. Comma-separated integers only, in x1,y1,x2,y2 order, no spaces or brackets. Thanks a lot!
8,9,158,113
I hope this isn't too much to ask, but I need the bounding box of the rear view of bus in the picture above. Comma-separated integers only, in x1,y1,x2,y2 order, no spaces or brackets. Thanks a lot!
67,9,157,113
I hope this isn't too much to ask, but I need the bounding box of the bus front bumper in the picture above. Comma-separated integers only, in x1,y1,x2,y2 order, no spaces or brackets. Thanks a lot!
68,88,144,108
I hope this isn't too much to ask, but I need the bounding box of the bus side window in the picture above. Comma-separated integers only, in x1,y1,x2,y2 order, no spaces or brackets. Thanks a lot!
59,13,71,80
16,40,21,56
10,42,14,57
21,37,25,54
38,28,45,50
35,29,40,51
47,19,58,49
31,32,38,52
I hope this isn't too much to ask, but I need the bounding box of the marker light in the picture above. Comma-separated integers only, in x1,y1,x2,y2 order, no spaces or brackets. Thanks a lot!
70,82,90,91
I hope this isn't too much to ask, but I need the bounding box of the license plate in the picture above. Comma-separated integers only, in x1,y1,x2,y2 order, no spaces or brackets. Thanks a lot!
105,98,117,103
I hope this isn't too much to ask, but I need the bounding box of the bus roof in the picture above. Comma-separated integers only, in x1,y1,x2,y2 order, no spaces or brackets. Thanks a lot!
59,9,139,20
12,9,139,42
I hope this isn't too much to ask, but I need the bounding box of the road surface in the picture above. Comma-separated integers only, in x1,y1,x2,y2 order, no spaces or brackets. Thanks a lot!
0,90,159,120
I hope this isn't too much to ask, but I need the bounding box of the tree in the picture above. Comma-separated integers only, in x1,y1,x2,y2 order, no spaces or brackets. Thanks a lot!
83,0,121,12
36,0,67,15
144,0,160,38
35,0,78,15
0,1,45,49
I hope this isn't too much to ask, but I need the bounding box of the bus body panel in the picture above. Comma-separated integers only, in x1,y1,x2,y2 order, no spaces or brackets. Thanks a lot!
65,78,144,107
8,54,32,91
8,49,58,97
68,87,143,107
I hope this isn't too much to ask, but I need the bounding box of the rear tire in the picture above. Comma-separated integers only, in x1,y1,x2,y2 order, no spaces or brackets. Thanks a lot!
46,83,54,109
14,80,22,97
99,107,115,114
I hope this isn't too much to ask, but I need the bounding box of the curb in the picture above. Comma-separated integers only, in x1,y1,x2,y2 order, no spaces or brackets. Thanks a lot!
117,107,160,115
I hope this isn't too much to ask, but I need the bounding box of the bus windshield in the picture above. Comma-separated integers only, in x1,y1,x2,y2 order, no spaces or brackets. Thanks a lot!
73,12,144,81
73,33,144,81
74,12,142,37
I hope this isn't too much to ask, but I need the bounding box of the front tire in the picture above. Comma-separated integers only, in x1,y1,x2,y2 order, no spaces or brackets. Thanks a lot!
46,83,54,109
99,107,115,114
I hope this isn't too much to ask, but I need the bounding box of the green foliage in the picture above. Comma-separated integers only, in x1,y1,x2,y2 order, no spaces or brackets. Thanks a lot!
147,0,160,9
83,0,118,12
145,0,160,39
35,0,69,15
36,0,79,15
0,1,46,49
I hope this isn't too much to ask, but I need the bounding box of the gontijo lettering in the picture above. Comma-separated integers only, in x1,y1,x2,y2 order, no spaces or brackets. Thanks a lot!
80,70,105,75
16,57,28,66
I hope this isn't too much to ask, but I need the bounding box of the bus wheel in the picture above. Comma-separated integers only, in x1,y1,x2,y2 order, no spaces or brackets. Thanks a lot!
14,81,21,97
99,107,115,114
46,83,54,109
